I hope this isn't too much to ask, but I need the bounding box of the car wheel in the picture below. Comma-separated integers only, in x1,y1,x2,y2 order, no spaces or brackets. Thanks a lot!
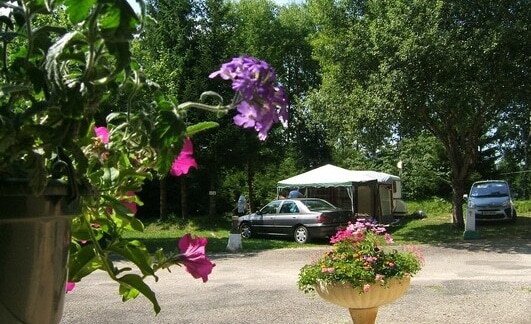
293,225,309,244
240,222,252,239
510,210,517,223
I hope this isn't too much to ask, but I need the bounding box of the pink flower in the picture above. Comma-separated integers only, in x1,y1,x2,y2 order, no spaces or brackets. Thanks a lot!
170,138,198,176
363,284,371,292
384,233,394,244
404,245,425,265
66,281,75,293
178,234,215,282
321,267,335,273
94,126,109,144
363,255,378,263
121,191,137,214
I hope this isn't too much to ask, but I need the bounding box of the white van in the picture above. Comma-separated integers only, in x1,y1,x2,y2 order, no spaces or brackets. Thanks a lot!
464,180,517,222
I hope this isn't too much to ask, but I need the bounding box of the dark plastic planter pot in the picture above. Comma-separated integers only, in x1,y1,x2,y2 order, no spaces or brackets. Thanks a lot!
0,179,81,324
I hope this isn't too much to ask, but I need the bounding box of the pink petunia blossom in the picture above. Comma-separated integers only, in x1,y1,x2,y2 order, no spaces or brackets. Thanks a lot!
363,255,378,263
178,234,215,282
363,284,371,292
66,282,75,293
121,191,137,214
94,126,109,144
170,138,198,176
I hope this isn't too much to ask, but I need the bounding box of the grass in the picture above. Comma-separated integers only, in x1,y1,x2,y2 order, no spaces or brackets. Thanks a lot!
123,215,318,253
125,199,531,254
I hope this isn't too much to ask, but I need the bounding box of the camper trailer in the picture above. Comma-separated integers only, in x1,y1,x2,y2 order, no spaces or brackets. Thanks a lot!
277,165,408,224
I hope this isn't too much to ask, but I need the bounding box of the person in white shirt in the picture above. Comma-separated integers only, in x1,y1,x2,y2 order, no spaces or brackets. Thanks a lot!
236,191,247,216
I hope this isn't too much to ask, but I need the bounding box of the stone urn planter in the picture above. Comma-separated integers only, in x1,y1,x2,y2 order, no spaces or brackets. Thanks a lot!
0,179,81,324
314,277,411,324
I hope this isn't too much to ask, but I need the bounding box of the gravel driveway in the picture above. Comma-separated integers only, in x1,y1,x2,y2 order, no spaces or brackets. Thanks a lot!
61,239,531,324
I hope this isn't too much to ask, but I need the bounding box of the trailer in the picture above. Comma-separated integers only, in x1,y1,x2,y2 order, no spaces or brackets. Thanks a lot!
277,164,407,223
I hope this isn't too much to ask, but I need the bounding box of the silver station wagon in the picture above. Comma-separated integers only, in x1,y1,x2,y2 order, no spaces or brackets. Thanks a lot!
238,198,352,244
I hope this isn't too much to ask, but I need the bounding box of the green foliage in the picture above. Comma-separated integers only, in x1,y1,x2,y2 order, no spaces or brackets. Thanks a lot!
1,0,231,314
514,200,531,214
306,0,529,226
126,199,531,253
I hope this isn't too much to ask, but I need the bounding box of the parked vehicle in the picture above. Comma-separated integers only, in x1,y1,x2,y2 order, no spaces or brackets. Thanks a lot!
238,198,352,244
464,180,517,222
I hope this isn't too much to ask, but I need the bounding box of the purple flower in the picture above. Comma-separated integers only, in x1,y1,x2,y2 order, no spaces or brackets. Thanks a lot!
178,234,216,282
209,56,288,140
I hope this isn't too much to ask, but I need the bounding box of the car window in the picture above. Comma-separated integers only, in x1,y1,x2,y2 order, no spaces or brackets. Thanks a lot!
301,199,336,211
260,201,281,214
280,201,299,214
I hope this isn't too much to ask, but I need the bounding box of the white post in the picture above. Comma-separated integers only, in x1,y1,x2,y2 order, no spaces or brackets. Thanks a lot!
226,216,242,251
463,208,480,239
465,208,475,232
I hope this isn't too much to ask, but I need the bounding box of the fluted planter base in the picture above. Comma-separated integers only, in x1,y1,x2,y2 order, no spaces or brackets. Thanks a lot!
348,307,378,324
315,277,411,324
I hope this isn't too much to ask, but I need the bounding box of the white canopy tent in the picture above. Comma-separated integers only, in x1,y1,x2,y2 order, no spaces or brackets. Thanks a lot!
277,164,376,188
350,170,400,185
277,164,403,222
277,164,380,219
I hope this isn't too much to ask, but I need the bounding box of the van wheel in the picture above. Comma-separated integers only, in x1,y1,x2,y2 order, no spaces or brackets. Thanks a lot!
510,210,517,223
293,225,309,244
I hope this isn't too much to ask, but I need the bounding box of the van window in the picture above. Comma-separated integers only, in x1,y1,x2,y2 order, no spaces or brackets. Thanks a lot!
470,182,509,198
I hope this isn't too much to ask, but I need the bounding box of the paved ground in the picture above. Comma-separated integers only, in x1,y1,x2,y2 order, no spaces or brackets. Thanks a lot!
60,239,531,324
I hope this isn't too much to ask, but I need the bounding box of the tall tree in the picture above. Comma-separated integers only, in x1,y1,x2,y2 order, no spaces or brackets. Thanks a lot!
308,0,529,227
137,0,234,218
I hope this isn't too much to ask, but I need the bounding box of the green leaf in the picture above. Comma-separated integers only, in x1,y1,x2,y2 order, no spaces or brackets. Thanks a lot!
45,31,86,87
68,245,102,281
186,122,219,137
108,240,155,277
117,274,161,314
99,5,121,30
65,0,97,24
119,283,140,301
102,167,120,184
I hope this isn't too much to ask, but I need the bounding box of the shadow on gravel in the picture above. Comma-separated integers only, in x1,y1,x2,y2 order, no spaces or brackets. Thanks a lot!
433,239,531,254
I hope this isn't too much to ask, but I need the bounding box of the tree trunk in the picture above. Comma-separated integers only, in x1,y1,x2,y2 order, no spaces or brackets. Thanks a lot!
159,177,167,221
524,116,530,199
247,159,254,212
181,177,188,219
451,180,465,229
208,172,216,218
